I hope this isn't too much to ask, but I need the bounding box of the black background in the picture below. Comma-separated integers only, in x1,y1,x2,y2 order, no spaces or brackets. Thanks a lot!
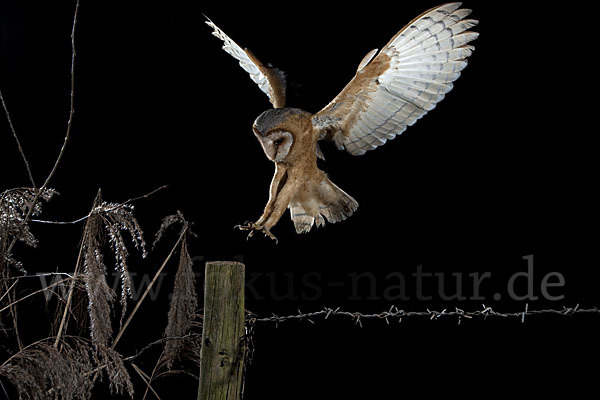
1,0,599,398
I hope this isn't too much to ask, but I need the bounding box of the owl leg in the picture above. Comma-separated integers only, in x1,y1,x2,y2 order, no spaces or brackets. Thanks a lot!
257,163,288,225
234,164,288,243
261,183,294,237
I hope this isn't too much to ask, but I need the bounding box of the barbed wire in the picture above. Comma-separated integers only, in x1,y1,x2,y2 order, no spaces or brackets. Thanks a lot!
239,304,600,366
248,304,600,327
121,305,599,371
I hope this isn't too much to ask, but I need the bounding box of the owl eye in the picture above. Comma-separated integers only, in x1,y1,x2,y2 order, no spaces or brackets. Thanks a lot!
274,138,284,146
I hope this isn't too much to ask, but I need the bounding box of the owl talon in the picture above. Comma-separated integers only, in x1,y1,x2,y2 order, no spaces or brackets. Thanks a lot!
235,222,278,244
263,228,278,244
235,222,261,231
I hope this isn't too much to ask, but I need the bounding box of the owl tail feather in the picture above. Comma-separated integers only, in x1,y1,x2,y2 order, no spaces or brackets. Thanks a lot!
289,176,358,234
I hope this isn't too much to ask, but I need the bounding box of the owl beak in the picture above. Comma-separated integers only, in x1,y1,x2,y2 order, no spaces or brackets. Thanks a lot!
264,140,277,161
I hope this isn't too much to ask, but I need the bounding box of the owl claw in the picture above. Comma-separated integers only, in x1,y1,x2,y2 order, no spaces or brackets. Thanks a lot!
234,222,260,232
234,222,278,244
262,228,278,244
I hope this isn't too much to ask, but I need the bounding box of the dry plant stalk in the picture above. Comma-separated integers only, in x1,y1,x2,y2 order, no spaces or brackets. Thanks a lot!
55,190,147,349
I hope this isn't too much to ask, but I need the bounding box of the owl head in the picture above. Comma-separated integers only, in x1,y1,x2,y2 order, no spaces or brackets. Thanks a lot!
253,108,312,163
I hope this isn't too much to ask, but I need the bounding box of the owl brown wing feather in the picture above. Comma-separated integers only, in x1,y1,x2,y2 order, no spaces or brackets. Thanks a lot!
311,2,478,155
205,17,286,108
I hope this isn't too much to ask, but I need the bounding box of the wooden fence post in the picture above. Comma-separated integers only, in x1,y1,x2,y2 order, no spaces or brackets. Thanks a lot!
198,261,246,400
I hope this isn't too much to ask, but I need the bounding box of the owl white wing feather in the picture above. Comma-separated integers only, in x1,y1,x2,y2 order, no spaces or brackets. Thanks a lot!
312,2,478,155
205,17,286,108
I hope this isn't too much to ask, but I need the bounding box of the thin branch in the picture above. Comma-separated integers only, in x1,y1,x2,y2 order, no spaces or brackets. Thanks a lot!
53,230,85,348
0,272,74,282
77,334,199,381
0,378,9,400
112,226,188,349
0,90,36,188
41,0,80,189
30,184,169,225
131,363,162,400
120,184,169,206
124,334,201,363
0,280,19,303
141,350,163,400
0,278,75,314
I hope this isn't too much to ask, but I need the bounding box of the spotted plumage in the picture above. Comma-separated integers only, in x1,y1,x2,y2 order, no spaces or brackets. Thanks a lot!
206,3,478,242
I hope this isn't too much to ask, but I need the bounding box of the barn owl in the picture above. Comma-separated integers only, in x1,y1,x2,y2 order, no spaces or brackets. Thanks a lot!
206,3,478,242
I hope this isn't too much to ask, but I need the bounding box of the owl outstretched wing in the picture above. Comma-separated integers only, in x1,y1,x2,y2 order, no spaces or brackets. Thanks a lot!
205,17,286,108
311,2,478,155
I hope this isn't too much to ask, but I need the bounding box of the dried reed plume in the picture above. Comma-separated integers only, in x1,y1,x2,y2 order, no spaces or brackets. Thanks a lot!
156,212,200,369
74,190,147,348
1,188,57,351
0,188,57,272
163,235,199,369
0,336,133,400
